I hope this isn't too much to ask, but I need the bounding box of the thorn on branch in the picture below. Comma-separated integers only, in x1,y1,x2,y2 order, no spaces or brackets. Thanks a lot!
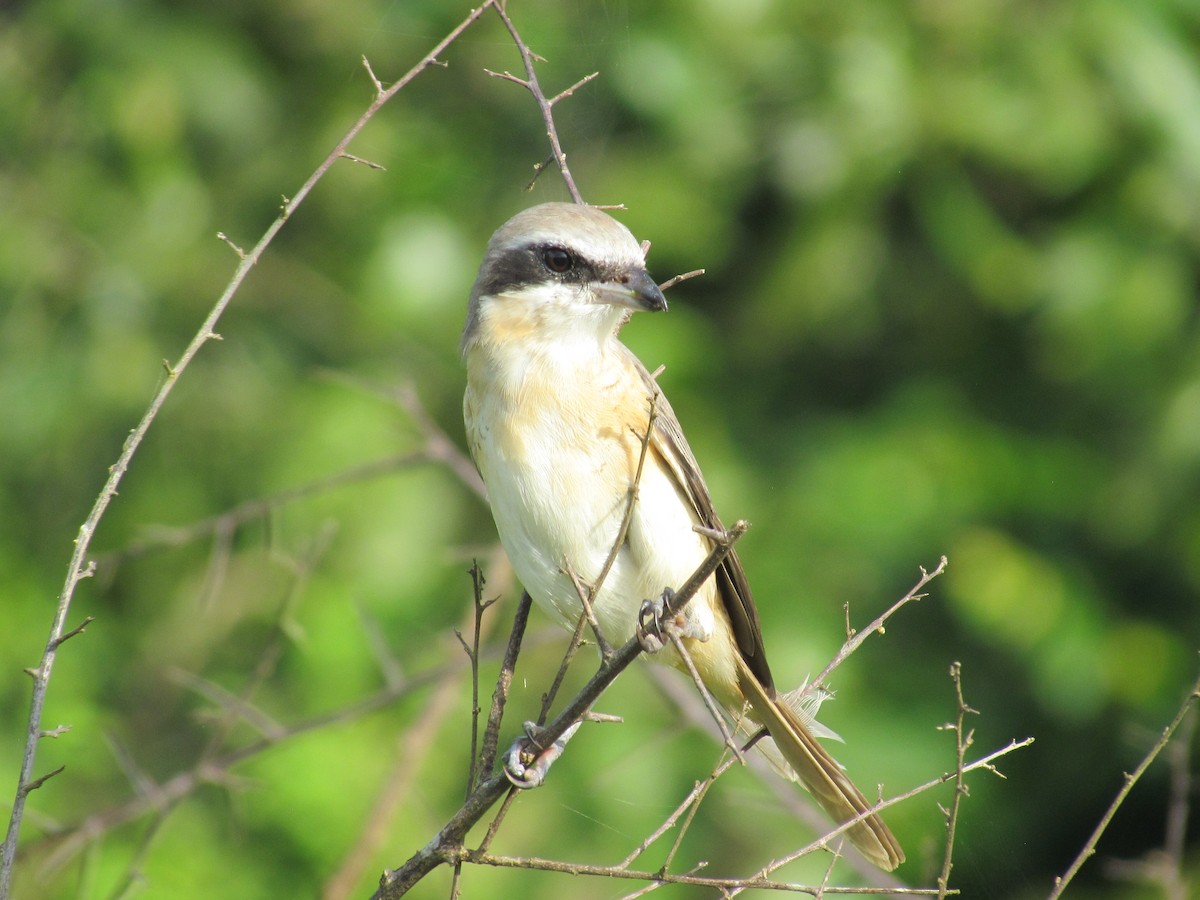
524,155,554,192
39,725,72,740
52,616,95,649
362,55,384,94
483,68,528,88
487,2,587,203
215,232,246,258
583,711,623,724
454,629,473,660
549,71,599,106
658,269,705,292
23,765,66,794
922,556,950,579
340,152,387,171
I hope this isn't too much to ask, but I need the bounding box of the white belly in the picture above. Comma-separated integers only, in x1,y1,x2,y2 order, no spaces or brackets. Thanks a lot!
464,348,716,647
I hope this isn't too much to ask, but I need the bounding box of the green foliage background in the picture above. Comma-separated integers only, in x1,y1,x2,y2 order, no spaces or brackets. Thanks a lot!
3,0,1199,897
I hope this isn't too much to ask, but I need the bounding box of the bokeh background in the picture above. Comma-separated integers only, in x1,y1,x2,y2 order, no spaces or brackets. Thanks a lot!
3,0,1199,897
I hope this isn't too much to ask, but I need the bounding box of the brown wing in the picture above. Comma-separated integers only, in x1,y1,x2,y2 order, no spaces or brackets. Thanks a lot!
623,346,775,691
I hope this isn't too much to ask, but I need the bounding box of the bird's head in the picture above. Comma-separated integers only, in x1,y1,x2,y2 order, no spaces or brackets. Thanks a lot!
461,202,666,356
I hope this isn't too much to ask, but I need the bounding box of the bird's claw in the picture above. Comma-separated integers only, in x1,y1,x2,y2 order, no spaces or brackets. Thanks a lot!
638,587,678,653
503,720,582,789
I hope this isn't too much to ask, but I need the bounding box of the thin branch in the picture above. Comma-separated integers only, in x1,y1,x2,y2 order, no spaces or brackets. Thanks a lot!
457,849,949,895
727,737,1034,896
936,662,977,899
667,631,745,765
372,522,749,899
489,3,590,203
464,564,492,795
654,747,737,882
564,561,614,660
477,592,534,786
812,556,947,691
658,269,705,292
0,9,497,877
619,752,741,869
1048,670,1200,899
29,626,541,877
339,151,386,171
537,609,592,725
549,71,600,106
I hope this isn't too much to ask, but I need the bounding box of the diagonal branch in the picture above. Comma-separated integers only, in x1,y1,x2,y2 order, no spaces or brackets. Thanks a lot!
813,556,947,691
1048,669,1200,899
488,3,592,203
0,6,498,893
372,521,749,899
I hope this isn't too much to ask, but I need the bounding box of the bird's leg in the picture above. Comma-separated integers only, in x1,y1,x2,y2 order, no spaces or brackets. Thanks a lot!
637,587,710,654
502,720,583,789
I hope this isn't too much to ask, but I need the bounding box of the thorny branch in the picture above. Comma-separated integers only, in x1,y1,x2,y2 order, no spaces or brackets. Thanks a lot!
18,0,1188,896
427,728,1032,897
371,522,749,900
724,737,1034,898
937,662,977,899
0,4,499,894
1048,670,1200,899
813,556,948,692
486,3,594,204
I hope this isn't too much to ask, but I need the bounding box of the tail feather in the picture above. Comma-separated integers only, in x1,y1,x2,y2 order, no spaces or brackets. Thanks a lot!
737,657,904,872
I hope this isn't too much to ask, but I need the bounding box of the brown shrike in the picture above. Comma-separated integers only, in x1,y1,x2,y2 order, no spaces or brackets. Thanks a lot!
461,202,903,871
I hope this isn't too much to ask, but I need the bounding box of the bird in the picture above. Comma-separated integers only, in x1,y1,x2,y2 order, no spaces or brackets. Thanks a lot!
460,201,903,871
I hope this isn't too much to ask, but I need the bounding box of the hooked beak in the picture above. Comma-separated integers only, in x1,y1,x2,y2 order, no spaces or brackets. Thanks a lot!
593,268,668,313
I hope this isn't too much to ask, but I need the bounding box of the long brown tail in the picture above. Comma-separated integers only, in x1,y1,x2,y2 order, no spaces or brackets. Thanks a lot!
737,657,904,871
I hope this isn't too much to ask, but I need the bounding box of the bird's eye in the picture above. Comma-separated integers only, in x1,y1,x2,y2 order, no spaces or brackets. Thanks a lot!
542,247,574,274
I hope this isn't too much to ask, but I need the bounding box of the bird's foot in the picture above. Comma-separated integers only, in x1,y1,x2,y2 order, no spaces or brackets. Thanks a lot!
637,587,708,653
503,720,582,789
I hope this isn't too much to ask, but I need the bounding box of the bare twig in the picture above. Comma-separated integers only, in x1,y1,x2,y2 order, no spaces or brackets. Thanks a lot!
457,848,948,895
477,592,534,786
727,737,1034,896
1049,670,1200,899
464,564,494,795
936,662,977,899
658,269,706,292
488,3,592,204
537,609,592,725
564,561,614,660
666,631,745,765
812,556,947,691
372,522,749,899
618,753,741,869
0,8,497,889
